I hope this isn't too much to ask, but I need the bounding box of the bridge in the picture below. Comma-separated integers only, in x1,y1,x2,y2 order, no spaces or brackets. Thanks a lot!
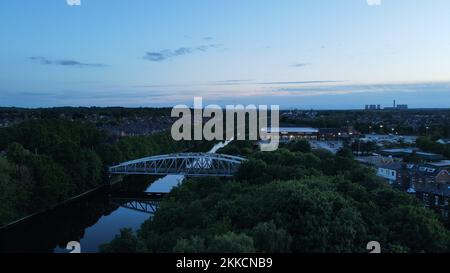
108,153,246,177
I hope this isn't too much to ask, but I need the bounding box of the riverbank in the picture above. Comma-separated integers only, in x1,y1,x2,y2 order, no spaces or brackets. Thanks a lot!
0,184,108,230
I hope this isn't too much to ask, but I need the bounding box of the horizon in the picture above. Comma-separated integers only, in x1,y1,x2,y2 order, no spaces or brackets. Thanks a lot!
1,0,450,108
2,104,450,111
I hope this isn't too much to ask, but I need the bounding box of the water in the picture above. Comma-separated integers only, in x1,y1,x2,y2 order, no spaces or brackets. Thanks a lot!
0,141,230,253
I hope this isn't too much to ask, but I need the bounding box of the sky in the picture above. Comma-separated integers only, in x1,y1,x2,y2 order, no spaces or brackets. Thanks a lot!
1,0,450,109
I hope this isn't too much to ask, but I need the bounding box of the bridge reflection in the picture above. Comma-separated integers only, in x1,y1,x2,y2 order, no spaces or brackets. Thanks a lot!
110,192,167,214
0,177,162,253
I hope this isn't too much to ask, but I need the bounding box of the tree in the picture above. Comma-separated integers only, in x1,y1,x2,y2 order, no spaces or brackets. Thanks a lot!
208,232,256,253
236,159,269,183
383,205,450,252
251,221,292,253
6,142,29,164
288,140,311,153
336,147,354,159
100,228,147,253
173,236,206,253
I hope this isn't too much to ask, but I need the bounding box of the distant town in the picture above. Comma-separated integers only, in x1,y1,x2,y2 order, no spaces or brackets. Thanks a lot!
365,100,409,110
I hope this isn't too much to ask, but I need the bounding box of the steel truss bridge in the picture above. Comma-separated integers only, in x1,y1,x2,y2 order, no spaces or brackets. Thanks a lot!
108,153,246,177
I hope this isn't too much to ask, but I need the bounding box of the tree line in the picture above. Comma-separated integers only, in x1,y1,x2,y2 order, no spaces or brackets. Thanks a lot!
0,119,194,226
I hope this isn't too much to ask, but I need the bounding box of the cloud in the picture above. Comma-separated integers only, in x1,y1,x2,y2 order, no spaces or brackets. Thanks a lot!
143,44,222,62
259,80,343,85
290,63,311,68
276,82,450,96
133,80,342,89
28,56,107,67
203,36,214,41
142,53,166,62
29,56,52,65
208,80,254,85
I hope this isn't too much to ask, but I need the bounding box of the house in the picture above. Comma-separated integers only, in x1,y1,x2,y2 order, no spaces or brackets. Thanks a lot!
376,162,405,184
410,161,450,184
410,165,450,218
436,170,450,184
375,159,450,218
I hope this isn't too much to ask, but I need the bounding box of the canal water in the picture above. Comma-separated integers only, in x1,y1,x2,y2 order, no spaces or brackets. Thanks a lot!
0,140,231,253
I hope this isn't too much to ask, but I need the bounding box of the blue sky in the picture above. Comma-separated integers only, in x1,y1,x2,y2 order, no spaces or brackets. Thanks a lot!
1,0,450,109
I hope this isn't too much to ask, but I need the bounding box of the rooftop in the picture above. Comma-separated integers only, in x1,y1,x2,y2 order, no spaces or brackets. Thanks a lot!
380,148,446,161
378,162,404,170
428,160,450,168
381,148,419,153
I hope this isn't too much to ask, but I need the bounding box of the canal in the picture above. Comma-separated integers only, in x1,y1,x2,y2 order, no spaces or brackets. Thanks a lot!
0,140,231,253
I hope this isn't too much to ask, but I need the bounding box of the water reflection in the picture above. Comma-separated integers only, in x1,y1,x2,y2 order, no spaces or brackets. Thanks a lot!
0,175,155,253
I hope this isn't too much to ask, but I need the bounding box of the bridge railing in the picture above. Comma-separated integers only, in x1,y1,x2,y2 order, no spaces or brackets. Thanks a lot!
108,153,246,177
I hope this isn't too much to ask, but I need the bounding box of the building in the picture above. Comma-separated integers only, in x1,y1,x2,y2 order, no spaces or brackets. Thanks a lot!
375,160,450,186
379,148,445,162
365,104,380,110
262,127,319,142
427,160,450,169
361,134,417,145
409,162,449,182
376,162,405,184
411,167,450,219
384,100,408,110
374,159,450,218
318,127,359,140
414,184,450,218
355,154,398,167
261,126,359,142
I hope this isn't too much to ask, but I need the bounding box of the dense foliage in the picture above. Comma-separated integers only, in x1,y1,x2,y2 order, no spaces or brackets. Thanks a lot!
101,140,450,253
416,137,450,159
0,119,194,226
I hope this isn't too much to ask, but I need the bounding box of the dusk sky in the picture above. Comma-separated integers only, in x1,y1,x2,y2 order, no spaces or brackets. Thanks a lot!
1,0,450,109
